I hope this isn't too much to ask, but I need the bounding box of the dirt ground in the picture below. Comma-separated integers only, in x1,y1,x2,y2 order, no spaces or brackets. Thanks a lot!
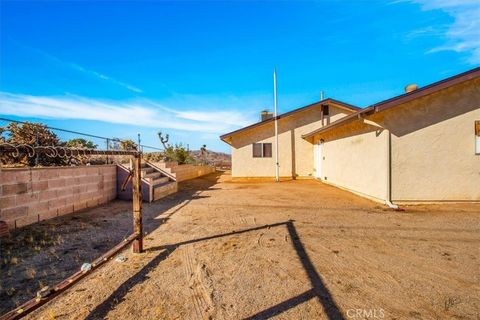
1,171,479,319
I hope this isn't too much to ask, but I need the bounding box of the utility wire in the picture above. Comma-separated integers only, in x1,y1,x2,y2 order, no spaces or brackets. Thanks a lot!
0,117,163,151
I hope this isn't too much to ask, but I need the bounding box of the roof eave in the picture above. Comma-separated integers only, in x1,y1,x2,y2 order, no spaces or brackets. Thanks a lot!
301,107,374,139
302,67,480,139
219,98,359,142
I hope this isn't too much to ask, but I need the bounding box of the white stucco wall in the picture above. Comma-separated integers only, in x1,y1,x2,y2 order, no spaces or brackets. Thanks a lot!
311,77,480,202
313,119,389,202
389,79,480,201
230,104,352,178
231,123,292,177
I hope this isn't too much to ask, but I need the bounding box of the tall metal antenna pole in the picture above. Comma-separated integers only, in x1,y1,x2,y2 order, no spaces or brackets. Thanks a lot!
274,67,280,182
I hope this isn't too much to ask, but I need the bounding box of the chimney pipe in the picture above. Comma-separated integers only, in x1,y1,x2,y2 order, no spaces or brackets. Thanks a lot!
260,110,273,121
404,84,418,93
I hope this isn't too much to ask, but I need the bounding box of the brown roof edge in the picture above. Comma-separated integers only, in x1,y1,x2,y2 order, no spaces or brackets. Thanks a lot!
326,98,361,111
302,67,480,139
301,107,375,139
220,98,360,143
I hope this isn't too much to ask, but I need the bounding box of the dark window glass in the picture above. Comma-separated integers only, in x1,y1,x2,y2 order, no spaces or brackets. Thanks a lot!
263,143,272,157
253,143,262,157
322,104,329,115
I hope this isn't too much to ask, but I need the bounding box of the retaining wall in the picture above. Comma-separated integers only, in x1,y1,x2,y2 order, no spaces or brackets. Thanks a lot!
0,165,117,229
149,162,215,182
174,164,215,182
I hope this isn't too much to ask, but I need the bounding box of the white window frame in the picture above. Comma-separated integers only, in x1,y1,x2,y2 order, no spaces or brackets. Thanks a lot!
252,143,272,158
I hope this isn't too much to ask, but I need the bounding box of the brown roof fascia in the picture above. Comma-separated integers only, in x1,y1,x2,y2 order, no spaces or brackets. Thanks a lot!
302,67,480,139
301,107,375,139
219,98,359,142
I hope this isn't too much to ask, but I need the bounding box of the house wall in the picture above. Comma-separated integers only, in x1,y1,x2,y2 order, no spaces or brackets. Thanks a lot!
310,78,480,203
230,104,351,178
0,165,117,229
312,118,389,202
231,123,292,178
388,79,480,201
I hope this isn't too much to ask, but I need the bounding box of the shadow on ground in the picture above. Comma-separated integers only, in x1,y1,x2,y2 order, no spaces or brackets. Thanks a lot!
85,220,344,320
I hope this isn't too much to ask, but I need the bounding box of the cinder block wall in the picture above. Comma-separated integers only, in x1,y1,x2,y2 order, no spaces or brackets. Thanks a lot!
0,165,117,229
148,162,216,182
174,165,215,182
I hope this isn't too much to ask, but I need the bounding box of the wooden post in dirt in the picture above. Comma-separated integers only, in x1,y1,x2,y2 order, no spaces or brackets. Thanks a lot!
132,153,143,253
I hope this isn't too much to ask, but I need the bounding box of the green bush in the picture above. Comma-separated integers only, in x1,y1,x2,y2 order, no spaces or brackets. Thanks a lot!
163,144,195,164
65,138,97,149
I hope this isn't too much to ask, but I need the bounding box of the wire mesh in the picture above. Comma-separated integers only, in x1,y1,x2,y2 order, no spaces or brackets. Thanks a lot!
0,118,162,167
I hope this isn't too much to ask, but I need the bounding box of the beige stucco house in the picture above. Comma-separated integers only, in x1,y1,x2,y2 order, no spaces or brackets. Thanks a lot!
221,99,360,178
221,67,480,204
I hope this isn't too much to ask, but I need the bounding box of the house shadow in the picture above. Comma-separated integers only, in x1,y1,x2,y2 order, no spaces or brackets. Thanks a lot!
383,82,479,138
244,221,344,320
85,220,344,320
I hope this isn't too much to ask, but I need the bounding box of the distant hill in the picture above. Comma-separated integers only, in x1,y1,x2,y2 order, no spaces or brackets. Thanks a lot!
190,149,231,168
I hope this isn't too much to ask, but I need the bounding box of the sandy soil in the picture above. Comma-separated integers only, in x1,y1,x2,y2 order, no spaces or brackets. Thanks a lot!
1,171,479,319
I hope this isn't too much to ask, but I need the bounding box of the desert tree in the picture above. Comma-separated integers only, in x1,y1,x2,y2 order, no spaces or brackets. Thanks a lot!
65,138,97,149
119,139,138,151
1,122,64,166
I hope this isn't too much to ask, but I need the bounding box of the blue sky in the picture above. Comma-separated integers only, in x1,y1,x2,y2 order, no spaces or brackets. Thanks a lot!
0,0,479,153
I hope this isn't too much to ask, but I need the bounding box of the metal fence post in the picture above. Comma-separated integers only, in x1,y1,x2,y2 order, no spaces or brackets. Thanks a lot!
106,138,110,164
35,129,39,166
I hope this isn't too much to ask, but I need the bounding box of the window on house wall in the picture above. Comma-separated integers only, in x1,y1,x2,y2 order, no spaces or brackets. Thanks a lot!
321,104,329,116
253,143,262,157
476,121,480,154
263,143,272,157
252,143,272,158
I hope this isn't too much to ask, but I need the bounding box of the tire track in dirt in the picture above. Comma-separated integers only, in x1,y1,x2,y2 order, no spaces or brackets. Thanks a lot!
183,245,215,320
183,245,203,319
228,214,249,226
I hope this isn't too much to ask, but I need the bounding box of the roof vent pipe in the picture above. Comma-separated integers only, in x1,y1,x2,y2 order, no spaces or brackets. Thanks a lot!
404,84,418,93
260,110,273,121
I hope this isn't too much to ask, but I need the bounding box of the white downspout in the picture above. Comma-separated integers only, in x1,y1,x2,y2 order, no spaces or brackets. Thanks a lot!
273,67,280,182
361,118,398,209
385,129,399,209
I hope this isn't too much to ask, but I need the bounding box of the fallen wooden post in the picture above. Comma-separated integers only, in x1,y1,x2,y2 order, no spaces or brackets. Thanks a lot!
0,233,139,320
0,144,145,319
